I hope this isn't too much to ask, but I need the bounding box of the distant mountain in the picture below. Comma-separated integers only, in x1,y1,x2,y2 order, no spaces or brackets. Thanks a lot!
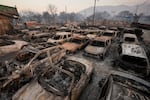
79,4,150,17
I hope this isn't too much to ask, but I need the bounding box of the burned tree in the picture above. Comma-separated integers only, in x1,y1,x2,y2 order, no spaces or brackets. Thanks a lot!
48,4,57,25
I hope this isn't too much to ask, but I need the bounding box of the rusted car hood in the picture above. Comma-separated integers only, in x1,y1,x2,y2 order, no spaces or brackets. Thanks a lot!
62,42,79,51
85,45,104,55
13,81,69,100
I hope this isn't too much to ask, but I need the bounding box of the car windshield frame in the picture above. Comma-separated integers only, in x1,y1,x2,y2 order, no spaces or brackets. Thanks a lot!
38,64,75,96
124,37,135,43
90,40,105,47
53,35,61,40
121,55,148,66
70,38,82,44
103,32,114,37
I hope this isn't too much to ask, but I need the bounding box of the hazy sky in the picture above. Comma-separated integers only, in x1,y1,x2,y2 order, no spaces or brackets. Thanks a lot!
0,0,149,13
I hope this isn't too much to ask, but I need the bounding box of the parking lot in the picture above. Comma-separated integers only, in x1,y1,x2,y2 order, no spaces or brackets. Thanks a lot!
0,28,149,100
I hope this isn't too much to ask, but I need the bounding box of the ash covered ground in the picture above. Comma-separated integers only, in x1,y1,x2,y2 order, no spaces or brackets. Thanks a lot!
0,29,150,100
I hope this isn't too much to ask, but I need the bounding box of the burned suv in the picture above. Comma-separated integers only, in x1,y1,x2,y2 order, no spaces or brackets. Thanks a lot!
13,56,94,100
84,36,111,59
98,71,150,100
113,43,150,76
47,32,72,44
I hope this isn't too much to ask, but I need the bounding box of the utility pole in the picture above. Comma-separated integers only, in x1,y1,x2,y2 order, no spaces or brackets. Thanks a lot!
93,0,96,25
65,6,68,24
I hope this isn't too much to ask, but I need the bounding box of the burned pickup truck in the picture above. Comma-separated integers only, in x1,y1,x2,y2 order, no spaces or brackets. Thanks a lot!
113,43,150,76
0,45,66,99
12,56,94,100
97,71,150,100
84,36,111,60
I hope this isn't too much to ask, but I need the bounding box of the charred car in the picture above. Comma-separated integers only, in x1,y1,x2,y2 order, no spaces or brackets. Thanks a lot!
97,71,150,100
0,45,66,91
15,42,56,62
0,39,28,55
13,56,94,100
84,36,111,59
62,35,89,53
113,43,150,76
101,30,117,41
108,27,118,31
99,26,106,30
26,30,40,38
47,32,72,44
86,30,99,39
123,33,139,44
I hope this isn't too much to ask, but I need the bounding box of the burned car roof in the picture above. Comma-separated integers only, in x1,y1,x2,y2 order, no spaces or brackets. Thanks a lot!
104,30,115,33
94,36,112,42
56,31,72,35
98,71,150,100
73,35,87,39
121,43,147,58
15,42,56,62
123,33,139,44
123,33,137,38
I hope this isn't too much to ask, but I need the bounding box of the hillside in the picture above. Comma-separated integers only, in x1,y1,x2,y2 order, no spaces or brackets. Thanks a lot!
79,4,150,17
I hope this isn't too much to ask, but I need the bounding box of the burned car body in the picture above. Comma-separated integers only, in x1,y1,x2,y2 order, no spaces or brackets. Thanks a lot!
108,27,118,31
13,56,94,100
114,43,150,76
24,30,54,42
0,39,28,55
123,33,139,44
62,35,89,53
99,26,106,30
86,30,99,39
101,30,117,41
16,42,56,62
0,45,66,91
30,32,53,42
123,28,143,36
26,30,40,39
47,32,72,44
84,36,111,59
98,71,150,100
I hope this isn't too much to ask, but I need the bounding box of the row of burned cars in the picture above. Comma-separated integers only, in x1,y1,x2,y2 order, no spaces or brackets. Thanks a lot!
0,26,150,100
